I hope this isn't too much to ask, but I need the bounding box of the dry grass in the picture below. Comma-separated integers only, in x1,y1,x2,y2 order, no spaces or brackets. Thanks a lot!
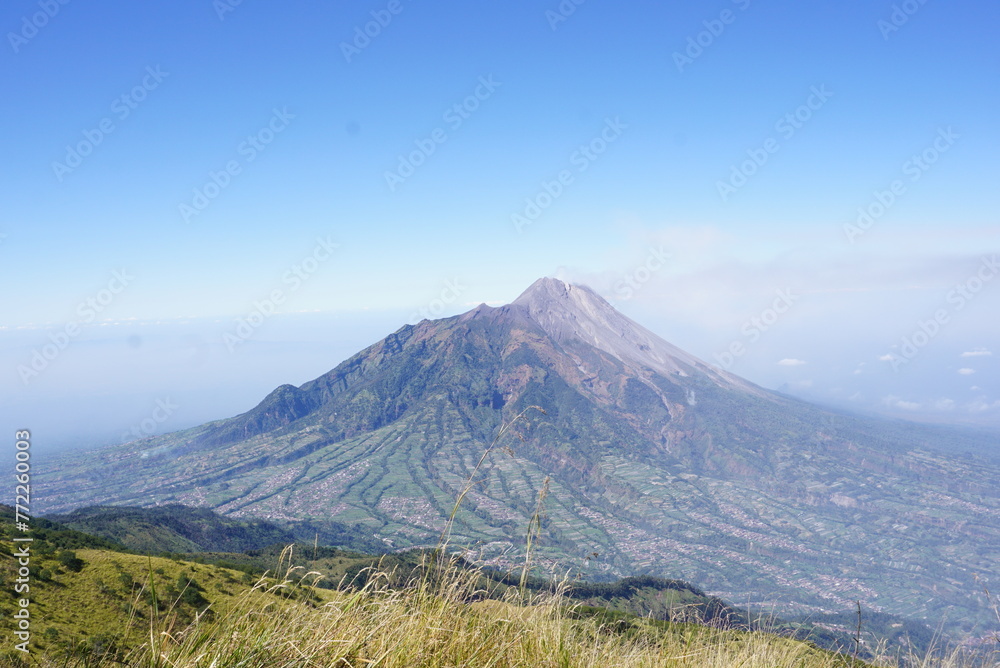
15,550,998,667
71,550,865,668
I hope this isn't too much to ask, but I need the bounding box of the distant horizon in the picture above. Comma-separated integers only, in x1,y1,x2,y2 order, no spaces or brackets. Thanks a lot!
19,274,1000,456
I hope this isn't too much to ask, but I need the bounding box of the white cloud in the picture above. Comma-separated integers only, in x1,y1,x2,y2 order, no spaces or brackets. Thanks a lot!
968,398,1000,413
933,398,956,411
961,349,992,357
878,354,894,362
958,368,976,375
778,358,806,366
882,395,920,411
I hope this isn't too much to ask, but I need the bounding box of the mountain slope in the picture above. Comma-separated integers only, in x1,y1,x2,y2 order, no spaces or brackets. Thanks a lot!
36,277,1000,634
44,504,391,555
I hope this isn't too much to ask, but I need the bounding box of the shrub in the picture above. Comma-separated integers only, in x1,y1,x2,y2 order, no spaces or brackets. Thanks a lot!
57,550,84,572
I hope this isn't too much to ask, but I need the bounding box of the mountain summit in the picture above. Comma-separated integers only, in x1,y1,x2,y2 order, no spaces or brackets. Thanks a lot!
38,277,1000,630
510,277,753,391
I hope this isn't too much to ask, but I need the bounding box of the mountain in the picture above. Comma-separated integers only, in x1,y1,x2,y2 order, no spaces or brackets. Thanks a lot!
36,277,1000,634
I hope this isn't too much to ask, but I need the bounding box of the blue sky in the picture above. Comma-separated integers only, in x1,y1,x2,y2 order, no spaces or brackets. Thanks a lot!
3,0,998,451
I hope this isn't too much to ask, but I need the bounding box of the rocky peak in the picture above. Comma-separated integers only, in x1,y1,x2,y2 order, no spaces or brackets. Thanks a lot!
512,277,753,391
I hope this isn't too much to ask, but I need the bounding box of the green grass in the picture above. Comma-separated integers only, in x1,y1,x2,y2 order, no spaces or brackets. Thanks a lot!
3,547,892,667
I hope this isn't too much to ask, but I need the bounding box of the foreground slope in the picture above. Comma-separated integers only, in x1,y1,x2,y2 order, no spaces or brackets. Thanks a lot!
37,278,1000,632
2,507,882,667
33,503,943,661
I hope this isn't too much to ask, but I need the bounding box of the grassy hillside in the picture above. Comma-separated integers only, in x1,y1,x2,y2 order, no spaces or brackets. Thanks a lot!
184,543,955,664
1,543,883,668
45,503,296,553
31,504,955,662
46,503,391,555
0,547,258,662
3,507,996,666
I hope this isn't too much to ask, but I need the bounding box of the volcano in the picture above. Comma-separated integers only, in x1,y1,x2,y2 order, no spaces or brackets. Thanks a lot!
38,277,1000,629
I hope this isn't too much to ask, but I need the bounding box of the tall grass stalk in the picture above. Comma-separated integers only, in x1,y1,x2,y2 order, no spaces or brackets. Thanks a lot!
520,475,550,596
110,554,893,668
436,405,546,553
